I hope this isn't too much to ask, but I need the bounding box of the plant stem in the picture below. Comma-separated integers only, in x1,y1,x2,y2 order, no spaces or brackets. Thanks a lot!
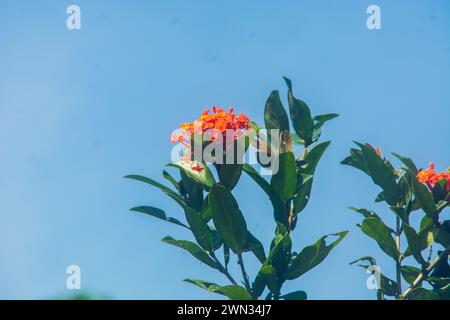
237,252,254,298
401,245,450,299
395,216,402,299
210,252,238,286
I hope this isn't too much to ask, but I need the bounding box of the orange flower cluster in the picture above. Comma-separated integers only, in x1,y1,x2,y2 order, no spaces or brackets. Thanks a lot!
417,162,450,192
170,106,251,143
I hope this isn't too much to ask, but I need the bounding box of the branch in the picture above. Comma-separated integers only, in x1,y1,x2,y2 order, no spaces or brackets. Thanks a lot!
210,252,238,286
401,245,450,299
395,216,402,298
237,252,254,299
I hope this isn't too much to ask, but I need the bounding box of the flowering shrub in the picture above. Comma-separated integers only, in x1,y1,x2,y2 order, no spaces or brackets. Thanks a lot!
342,145,450,299
126,78,347,300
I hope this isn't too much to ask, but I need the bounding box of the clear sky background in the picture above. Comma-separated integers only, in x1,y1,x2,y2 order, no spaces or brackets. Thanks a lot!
0,0,449,299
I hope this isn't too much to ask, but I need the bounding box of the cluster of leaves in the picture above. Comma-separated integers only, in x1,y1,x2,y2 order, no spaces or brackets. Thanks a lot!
342,143,450,300
126,78,347,300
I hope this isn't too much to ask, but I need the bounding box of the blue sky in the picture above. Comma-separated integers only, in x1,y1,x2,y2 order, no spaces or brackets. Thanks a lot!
0,0,449,299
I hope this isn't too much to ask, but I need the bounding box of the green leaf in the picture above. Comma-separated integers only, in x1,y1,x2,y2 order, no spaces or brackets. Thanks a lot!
243,232,266,263
358,143,401,206
223,244,230,268
292,179,312,214
130,206,189,229
209,184,248,253
252,265,278,296
401,266,421,286
179,170,204,211
409,172,437,216
162,170,180,191
253,233,290,297
242,164,288,227
350,256,399,297
290,133,305,145
286,231,348,279
167,161,215,188
392,152,418,174
284,77,314,145
403,224,427,265
214,285,253,300
390,206,409,224
271,231,292,282
433,179,450,204
264,90,289,132
216,163,242,190
162,236,218,270
434,226,450,248
183,206,215,252
341,148,369,174
430,250,450,278
360,217,399,260
303,141,331,174
184,279,221,292
404,226,435,258
313,113,339,128
271,152,297,201
185,279,252,300
407,287,441,300
292,141,331,214
349,207,382,221
242,164,272,195
280,290,307,300
124,174,186,207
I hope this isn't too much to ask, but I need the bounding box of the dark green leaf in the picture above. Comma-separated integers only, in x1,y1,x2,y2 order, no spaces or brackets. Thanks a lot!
403,224,427,265
271,152,297,201
401,266,421,286
242,164,288,227
404,226,435,258
341,148,369,174
360,217,399,260
407,287,440,300
216,163,242,190
209,184,248,253
223,244,230,268
167,161,215,188
392,152,418,174
390,206,409,224
185,279,253,300
349,207,382,221
280,290,307,300
358,143,401,206
214,285,253,300
350,256,399,297
264,90,289,132
130,206,189,229
284,77,314,145
184,206,215,252
162,170,180,191
313,113,339,129
410,172,437,216
243,232,266,263
124,174,186,207
286,231,348,279
253,265,278,296
430,250,450,278
303,141,331,174
184,279,220,292
179,170,204,211
162,237,218,270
